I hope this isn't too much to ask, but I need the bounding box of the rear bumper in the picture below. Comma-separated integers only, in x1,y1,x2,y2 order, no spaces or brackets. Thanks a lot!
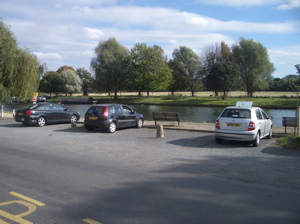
15,115,39,125
84,119,110,129
215,129,256,141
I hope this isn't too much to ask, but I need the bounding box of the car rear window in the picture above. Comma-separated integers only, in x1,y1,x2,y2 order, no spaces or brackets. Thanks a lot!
86,106,104,114
221,109,251,119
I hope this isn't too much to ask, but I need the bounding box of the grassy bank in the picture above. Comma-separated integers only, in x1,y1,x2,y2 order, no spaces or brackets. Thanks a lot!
55,94,300,109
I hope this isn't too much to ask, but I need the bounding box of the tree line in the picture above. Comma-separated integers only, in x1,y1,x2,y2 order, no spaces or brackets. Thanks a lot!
40,37,277,99
1,18,298,102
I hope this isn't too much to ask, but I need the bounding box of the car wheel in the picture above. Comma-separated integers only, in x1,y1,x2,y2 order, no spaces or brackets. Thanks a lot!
216,137,223,144
107,122,116,133
252,132,260,147
136,118,143,128
37,117,46,127
266,128,272,139
70,115,77,123
85,125,94,131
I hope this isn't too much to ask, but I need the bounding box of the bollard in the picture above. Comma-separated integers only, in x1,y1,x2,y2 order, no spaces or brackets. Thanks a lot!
156,124,164,138
71,121,76,129
1,105,3,118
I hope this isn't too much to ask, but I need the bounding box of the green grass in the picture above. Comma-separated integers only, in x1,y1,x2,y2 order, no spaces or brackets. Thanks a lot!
51,95,300,109
277,136,300,150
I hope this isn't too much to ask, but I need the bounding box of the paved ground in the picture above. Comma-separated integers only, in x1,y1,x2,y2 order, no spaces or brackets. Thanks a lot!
0,116,300,223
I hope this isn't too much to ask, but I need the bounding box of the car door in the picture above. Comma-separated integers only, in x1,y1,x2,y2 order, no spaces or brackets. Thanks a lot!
56,104,70,121
43,104,58,122
255,109,266,137
261,109,271,136
122,105,136,127
112,105,126,128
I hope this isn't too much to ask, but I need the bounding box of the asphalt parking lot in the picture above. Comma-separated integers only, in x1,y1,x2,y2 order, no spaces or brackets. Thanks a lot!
1,118,300,223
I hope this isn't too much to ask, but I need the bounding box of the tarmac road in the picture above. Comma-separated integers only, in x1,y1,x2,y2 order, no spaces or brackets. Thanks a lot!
0,118,300,224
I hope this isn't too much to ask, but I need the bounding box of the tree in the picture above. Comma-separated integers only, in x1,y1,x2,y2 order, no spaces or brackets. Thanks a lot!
129,43,172,97
38,71,60,96
206,62,240,99
76,68,95,96
172,46,203,96
203,42,240,98
57,69,82,96
0,19,42,102
91,37,129,99
232,38,275,96
168,59,187,94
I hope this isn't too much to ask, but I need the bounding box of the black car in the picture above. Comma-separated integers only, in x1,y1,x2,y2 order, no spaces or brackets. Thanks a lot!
15,103,80,127
84,104,143,133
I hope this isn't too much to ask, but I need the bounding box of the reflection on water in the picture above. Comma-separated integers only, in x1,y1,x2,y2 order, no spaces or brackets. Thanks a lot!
3,103,296,127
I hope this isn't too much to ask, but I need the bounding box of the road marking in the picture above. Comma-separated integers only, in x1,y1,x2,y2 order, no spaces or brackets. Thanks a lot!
0,200,36,224
83,218,102,224
9,192,45,206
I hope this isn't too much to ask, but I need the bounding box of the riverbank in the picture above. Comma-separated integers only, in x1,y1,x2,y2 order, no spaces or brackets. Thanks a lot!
52,95,299,109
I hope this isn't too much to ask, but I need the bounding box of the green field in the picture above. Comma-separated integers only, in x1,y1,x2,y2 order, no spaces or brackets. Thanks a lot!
57,94,300,109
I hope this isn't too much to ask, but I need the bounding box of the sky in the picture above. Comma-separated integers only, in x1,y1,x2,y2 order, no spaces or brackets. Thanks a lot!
1,0,299,78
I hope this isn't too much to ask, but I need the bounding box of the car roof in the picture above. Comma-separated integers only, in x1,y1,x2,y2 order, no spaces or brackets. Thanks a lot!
224,106,262,110
91,104,123,106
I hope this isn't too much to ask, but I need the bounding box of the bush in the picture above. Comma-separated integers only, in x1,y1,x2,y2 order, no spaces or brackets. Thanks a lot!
277,135,300,150
162,94,185,100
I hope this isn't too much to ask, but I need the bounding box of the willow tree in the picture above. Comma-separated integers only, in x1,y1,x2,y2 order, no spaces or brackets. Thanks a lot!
0,19,42,102
232,38,275,96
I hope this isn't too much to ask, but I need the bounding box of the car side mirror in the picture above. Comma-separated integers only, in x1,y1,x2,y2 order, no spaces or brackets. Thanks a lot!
64,108,68,111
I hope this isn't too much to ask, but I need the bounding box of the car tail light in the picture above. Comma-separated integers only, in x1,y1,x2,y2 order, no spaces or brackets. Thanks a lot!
102,106,109,118
248,121,255,131
215,119,220,129
26,110,33,115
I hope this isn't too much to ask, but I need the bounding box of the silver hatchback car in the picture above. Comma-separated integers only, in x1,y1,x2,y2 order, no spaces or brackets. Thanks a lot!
215,102,272,147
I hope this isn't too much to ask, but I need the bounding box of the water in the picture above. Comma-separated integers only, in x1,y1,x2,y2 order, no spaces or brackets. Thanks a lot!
3,103,296,127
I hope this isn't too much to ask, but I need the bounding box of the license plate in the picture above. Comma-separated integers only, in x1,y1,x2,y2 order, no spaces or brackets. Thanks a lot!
227,123,241,127
89,117,98,120
21,118,25,121
18,113,24,115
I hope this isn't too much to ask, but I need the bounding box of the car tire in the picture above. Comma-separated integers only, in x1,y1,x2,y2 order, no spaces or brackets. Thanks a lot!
107,122,116,133
70,115,77,124
85,125,95,131
37,117,46,127
266,128,272,139
136,118,143,128
252,132,260,147
216,137,223,144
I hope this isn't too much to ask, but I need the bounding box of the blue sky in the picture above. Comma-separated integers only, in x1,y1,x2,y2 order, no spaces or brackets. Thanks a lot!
1,0,299,78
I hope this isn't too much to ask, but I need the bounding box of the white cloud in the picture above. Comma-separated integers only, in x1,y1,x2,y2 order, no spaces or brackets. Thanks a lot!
83,27,105,39
197,0,300,9
33,52,63,61
196,0,281,7
277,0,300,10
269,44,300,77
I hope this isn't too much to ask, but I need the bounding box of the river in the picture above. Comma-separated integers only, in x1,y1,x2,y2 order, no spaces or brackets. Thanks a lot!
3,103,296,127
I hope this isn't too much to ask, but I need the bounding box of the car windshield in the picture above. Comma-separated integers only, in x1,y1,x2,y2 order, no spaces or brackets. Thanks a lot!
221,108,251,119
86,106,104,114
